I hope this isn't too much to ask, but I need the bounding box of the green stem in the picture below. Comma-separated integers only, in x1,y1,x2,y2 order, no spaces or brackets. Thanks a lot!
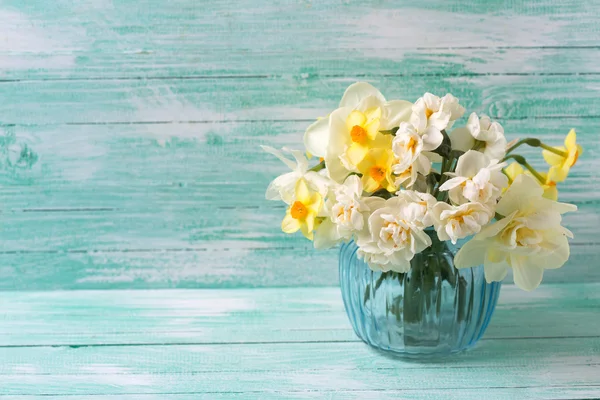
505,138,540,155
505,137,568,158
309,160,325,172
539,143,568,158
433,155,454,200
502,154,546,184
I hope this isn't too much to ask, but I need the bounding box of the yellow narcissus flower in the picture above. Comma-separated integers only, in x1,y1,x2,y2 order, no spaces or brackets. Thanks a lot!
304,82,412,183
542,129,583,182
281,179,323,240
357,148,396,193
504,162,558,201
345,109,385,165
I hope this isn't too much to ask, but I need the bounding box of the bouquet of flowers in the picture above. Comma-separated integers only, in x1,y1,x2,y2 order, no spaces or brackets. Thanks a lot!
263,82,581,291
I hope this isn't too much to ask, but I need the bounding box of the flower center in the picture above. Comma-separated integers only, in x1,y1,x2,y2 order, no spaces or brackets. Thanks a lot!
350,125,368,144
369,166,386,182
290,201,308,220
407,136,417,152
425,108,434,118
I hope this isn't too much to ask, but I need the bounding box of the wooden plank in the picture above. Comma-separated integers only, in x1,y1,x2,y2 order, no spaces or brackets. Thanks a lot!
1,1,599,69
2,389,600,400
0,117,596,289
4,48,600,81
0,284,598,346
0,285,598,397
2,388,600,400
1,75,600,125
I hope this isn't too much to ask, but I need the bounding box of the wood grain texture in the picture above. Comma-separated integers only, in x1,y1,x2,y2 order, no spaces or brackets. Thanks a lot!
0,0,599,289
0,284,599,398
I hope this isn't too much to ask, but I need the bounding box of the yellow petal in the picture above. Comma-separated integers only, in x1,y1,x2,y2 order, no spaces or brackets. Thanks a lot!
282,212,301,234
300,216,315,240
564,129,577,149
548,164,568,183
364,107,382,121
346,110,366,131
364,118,381,140
362,175,380,193
384,176,397,192
504,162,524,181
371,132,392,149
543,185,558,201
306,192,323,213
295,179,311,203
347,143,369,166
542,147,566,167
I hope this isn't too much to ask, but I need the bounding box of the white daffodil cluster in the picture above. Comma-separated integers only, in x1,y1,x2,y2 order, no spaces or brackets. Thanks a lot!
263,82,582,291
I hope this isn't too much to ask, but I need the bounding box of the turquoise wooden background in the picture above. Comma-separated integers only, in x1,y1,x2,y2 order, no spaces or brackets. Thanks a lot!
0,0,598,290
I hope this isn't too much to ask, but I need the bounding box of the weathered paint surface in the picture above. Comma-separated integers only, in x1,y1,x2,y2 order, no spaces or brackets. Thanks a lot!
0,284,599,398
0,0,598,289
1,2,598,397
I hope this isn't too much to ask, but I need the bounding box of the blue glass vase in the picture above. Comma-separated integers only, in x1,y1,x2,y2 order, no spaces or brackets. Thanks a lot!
339,229,501,357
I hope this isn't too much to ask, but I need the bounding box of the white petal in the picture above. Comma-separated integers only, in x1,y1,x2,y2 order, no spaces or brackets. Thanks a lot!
381,100,413,130
265,172,298,202
343,174,362,195
496,174,543,216
511,255,544,291
325,107,353,183
421,127,443,151
477,211,517,239
428,110,451,131
455,150,489,178
529,234,570,270
288,148,309,173
450,127,475,152
304,117,330,158
466,112,481,138
414,154,431,175
313,219,341,249
483,250,509,282
439,176,468,191
536,197,578,215
304,171,331,197
424,151,443,163
339,82,385,108
454,238,489,269
261,145,297,170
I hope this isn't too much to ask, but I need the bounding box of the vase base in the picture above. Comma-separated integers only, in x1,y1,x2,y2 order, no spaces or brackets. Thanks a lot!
359,338,479,360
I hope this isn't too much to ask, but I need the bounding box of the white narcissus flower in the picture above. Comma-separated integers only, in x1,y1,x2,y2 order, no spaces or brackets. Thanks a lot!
314,175,382,249
431,202,493,244
396,190,437,227
393,156,431,189
450,113,507,160
410,93,465,133
356,193,433,272
391,122,438,188
261,146,330,203
439,150,508,206
303,82,413,183
454,174,577,291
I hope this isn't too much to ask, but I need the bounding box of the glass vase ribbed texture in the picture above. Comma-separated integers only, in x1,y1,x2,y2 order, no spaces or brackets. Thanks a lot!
339,230,501,357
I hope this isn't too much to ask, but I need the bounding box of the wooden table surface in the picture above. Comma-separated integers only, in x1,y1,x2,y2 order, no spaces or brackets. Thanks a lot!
1,284,599,399
0,1,599,398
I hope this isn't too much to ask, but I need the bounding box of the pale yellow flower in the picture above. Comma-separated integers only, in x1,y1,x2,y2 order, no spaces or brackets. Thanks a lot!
455,174,576,291
281,179,323,240
542,129,582,182
357,148,397,193
504,162,558,201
